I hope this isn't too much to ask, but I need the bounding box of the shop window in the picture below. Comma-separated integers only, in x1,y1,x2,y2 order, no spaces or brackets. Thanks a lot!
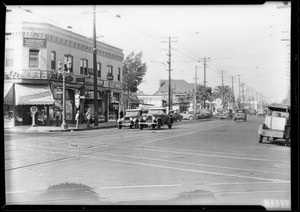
50,51,56,69
29,49,39,67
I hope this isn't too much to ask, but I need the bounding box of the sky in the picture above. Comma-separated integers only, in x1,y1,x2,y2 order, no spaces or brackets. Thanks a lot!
6,2,291,103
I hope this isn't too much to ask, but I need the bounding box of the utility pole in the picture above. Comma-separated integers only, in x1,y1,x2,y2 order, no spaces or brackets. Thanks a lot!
238,74,241,100
221,70,224,87
202,57,210,87
93,5,99,126
193,66,198,116
241,83,245,106
231,76,235,109
162,36,178,111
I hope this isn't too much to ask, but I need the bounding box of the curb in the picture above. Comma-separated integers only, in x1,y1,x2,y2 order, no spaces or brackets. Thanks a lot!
25,125,117,133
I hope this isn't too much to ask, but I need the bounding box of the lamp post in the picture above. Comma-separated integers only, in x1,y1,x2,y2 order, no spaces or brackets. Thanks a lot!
58,61,71,129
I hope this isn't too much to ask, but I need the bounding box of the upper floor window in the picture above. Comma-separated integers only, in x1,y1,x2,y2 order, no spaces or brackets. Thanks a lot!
29,49,39,67
80,59,88,75
97,62,101,78
107,65,113,75
50,51,56,69
118,67,121,81
64,54,73,73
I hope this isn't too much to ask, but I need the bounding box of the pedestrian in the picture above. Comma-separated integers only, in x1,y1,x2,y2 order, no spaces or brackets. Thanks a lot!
75,110,80,128
55,111,60,126
120,110,124,119
86,108,91,128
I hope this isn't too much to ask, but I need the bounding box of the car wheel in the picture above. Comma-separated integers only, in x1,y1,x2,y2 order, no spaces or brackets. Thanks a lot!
189,116,194,120
168,123,172,129
152,125,156,129
157,121,162,130
139,124,144,130
135,121,139,128
259,135,263,143
129,125,132,129
118,125,123,129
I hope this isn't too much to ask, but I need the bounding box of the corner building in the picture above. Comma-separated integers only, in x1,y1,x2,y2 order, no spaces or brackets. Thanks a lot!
4,22,124,127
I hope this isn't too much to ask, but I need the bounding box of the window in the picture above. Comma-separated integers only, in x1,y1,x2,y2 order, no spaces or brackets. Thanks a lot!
50,51,56,69
29,49,39,67
97,62,101,78
107,65,113,75
118,67,121,81
80,59,88,75
64,54,73,73
5,49,14,67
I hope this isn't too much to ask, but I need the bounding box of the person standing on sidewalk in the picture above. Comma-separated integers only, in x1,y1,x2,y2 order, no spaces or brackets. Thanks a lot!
75,110,80,128
86,108,91,128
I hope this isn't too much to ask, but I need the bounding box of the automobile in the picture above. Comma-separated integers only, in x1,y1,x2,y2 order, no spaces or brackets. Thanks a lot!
258,104,290,146
117,108,148,129
139,107,174,130
91,114,106,124
180,111,195,120
220,109,234,120
168,109,183,122
196,108,213,119
233,109,247,121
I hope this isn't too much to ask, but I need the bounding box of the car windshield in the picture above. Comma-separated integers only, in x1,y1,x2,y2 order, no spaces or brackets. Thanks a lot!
148,109,165,115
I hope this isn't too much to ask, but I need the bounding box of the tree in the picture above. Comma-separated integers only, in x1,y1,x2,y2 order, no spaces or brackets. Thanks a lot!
213,85,234,109
122,51,147,108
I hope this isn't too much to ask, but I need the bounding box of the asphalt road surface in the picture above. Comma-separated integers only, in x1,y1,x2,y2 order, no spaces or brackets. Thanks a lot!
4,116,291,209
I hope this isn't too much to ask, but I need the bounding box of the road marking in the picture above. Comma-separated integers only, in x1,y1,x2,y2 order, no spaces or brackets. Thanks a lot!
98,151,290,176
81,154,290,183
121,146,290,163
95,184,182,190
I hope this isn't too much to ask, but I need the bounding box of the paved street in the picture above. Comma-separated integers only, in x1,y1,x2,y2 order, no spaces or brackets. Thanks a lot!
4,116,290,209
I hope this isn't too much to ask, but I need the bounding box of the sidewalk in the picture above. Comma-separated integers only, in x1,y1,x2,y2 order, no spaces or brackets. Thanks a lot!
4,121,118,133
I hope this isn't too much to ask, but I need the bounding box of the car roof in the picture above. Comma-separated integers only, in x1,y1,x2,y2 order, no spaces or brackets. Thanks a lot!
266,103,290,111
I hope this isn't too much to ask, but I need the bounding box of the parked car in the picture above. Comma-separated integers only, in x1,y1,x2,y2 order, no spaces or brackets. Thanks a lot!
91,114,106,124
258,104,290,146
180,111,195,120
168,109,183,122
233,109,247,121
196,108,213,119
139,108,174,130
117,108,148,129
257,108,264,117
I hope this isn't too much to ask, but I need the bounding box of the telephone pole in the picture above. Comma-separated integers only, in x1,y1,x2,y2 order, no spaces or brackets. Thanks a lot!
238,74,241,100
231,76,235,109
194,66,198,116
93,5,99,126
201,57,210,87
162,36,178,111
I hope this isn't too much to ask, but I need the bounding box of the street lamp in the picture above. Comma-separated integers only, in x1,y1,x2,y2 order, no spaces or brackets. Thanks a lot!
57,61,71,129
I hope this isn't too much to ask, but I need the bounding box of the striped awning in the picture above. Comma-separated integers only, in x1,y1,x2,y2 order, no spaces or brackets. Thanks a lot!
15,84,54,105
3,82,14,105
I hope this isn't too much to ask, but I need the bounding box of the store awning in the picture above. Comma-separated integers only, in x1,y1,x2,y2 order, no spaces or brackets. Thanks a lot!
15,84,54,105
4,82,14,105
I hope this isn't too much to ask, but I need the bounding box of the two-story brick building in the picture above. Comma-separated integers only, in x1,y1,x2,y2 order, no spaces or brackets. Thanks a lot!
4,22,124,127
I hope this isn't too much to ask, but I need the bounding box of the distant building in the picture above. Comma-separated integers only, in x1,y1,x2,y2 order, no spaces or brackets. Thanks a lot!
4,22,124,127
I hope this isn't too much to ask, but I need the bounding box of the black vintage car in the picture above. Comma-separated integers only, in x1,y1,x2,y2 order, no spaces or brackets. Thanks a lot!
139,108,174,130
117,108,148,129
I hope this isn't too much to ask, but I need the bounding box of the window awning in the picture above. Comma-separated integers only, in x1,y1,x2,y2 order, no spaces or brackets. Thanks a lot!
15,84,54,105
4,82,14,105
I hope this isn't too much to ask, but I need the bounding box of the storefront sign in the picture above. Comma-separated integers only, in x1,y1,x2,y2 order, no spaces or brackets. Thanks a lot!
4,70,48,80
106,74,114,80
24,38,47,48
